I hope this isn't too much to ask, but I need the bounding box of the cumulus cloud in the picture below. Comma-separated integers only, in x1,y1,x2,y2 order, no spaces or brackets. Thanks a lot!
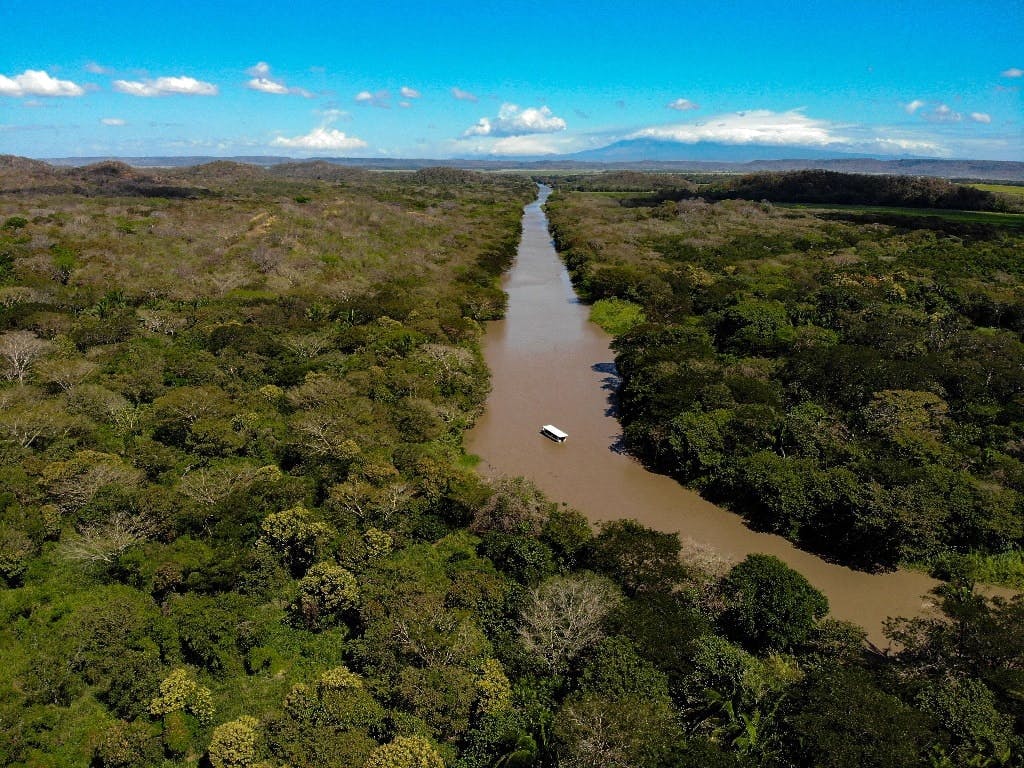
463,103,567,137
629,109,841,147
451,86,478,102
400,86,421,99
113,76,218,97
249,77,289,94
970,112,992,124
355,89,390,108
84,61,112,75
1001,67,1023,78
667,98,699,111
245,62,312,97
904,99,926,114
0,69,85,97
273,109,367,152
272,127,368,150
100,117,125,126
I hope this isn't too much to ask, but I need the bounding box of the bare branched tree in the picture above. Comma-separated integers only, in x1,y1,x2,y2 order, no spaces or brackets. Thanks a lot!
418,343,474,388
61,511,157,564
44,453,144,514
0,330,50,383
472,476,551,536
519,573,623,674
177,463,273,506
33,357,98,393
0,393,74,449
0,286,41,308
137,308,188,336
290,410,360,460
282,332,332,359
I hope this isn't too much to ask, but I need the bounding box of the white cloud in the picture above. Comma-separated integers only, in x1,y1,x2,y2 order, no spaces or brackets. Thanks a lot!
1001,67,1023,78
248,77,289,94
908,101,990,126
629,109,842,147
400,86,421,99
272,127,368,151
863,135,946,154
355,89,390,108
486,135,568,155
451,86,478,102
101,117,126,126
84,61,112,75
667,98,699,111
627,108,954,157
463,103,567,137
926,103,962,123
463,119,490,136
273,108,367,152
399,101,412,108
457,131,594,157
0,69,85,97
245,62,312,97
113,76,218,96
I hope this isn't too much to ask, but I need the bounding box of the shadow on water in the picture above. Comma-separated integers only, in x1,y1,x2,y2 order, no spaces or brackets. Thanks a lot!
591,362,622,421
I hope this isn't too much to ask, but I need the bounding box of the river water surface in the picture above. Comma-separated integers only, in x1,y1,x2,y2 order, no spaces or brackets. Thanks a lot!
466,185,941,646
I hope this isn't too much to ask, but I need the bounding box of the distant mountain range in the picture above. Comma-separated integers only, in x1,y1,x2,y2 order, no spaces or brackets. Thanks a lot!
37,152,1024,182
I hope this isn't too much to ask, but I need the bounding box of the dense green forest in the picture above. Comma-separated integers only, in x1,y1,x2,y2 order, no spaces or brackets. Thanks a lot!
538,169,1024,213
1,159,1023,767
546,175,1024,580
679,170,1016,211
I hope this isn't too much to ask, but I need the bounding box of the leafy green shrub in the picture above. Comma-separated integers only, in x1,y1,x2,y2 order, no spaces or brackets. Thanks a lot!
290,561,359,630
208,715,261,768
149,667,215,725
589,298,646,336
720,554,828,652
364,735,446,768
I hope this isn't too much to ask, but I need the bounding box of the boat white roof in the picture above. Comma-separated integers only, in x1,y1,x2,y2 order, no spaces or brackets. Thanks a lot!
542,424,568,439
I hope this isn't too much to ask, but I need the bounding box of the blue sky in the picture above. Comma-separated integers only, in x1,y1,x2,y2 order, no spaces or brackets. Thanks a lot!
1,0,1021,160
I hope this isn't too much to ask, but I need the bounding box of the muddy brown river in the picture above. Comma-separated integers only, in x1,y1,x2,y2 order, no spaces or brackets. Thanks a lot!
466,185,940,646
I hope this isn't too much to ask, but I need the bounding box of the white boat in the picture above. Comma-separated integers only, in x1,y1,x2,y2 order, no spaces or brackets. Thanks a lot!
541,424,568,443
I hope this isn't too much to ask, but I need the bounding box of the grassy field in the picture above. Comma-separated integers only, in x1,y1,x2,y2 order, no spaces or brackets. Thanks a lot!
971,183,1024,197
779,202,1024,226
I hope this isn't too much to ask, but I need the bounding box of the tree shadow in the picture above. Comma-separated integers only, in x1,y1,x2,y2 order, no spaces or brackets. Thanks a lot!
591,361,629,453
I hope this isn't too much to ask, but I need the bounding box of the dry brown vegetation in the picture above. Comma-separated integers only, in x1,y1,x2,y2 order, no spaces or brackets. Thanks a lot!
0,159,529,304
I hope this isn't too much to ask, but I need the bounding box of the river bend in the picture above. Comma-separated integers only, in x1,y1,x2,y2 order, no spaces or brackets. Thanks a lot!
466,185,939,645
